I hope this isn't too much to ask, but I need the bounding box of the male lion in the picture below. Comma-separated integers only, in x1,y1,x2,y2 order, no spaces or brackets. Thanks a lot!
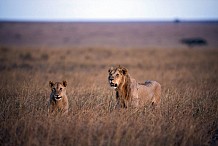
108,66,161,108
48,81,69,115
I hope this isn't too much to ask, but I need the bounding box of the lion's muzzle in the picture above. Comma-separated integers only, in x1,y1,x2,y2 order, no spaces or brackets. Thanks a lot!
109,80,118,88
54,95,62,100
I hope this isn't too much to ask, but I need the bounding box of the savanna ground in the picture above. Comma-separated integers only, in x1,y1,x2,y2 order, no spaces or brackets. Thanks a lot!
0,46,218,146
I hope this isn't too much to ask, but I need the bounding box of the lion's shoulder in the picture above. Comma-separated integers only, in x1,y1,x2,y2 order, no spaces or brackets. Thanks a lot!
129,76,138,89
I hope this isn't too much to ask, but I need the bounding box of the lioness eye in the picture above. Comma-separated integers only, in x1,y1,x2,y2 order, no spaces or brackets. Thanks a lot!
60,88,62,91
116,74,119,77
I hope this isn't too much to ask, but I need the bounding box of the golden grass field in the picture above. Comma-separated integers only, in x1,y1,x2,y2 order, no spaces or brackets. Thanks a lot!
0,46,217,146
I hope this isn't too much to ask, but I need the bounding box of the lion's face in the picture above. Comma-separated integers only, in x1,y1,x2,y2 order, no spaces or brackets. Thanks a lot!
108,66,128,89
49,81,67,101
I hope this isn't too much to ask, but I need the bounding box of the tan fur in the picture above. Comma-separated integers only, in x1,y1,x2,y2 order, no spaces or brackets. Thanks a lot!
48,81,69,115
108,66,161,108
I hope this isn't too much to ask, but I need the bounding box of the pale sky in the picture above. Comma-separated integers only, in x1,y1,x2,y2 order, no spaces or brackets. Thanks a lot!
0,0,218,21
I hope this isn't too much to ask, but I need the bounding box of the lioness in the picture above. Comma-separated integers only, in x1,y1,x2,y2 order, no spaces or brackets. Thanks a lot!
48,81,69,115
108,66,161,108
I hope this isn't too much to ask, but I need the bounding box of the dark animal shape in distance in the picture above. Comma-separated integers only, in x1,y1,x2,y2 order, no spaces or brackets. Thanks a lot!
180,38,208,47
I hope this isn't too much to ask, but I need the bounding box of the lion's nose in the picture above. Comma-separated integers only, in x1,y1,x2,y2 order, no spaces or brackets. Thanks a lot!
109,76,114,81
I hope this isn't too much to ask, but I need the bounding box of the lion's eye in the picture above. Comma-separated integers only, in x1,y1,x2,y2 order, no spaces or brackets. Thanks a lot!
116,74,119,77
60,88,62,91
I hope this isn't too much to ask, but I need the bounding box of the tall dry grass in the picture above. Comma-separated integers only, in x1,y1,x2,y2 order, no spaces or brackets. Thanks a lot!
0,47,218,146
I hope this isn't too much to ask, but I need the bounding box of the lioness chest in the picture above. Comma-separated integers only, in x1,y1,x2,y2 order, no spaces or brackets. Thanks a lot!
49,96,68,112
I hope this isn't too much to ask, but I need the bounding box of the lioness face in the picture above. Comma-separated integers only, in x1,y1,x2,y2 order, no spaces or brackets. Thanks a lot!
108,66,127,89
49,81,67,101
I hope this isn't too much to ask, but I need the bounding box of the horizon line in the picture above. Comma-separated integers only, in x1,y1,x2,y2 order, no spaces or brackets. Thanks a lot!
1,18,218,23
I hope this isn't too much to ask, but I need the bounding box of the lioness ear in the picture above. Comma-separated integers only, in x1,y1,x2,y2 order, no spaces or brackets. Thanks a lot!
62,80,67,87
122,67,128,75
108,67,113,73
49,81,54,88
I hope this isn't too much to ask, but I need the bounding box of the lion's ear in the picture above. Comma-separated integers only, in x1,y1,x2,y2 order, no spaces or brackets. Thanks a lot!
122,67,128,75
63,80,67,87
49,81,54,88
108,67,113,73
